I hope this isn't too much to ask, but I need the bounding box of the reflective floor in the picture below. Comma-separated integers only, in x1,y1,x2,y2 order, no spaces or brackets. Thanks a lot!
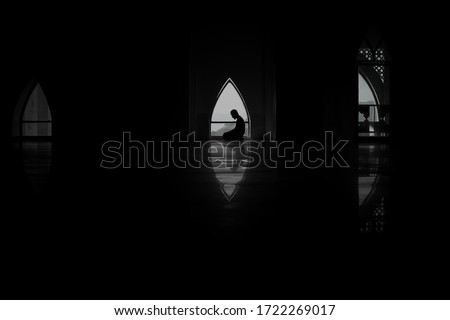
10,140,393,248
7,139,399,298
12,140,52,196
358,142,390,233
183,141,391,235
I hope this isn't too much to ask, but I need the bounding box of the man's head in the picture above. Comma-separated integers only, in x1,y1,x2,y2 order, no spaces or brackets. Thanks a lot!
230,109,239,119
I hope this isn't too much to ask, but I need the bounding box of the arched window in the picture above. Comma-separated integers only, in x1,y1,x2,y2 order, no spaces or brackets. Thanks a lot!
210,78,250,139
358,74,380,132
357,28,391,137
21,83,52,137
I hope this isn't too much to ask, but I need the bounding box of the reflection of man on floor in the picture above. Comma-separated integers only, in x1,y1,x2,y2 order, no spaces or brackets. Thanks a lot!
223,109,245,141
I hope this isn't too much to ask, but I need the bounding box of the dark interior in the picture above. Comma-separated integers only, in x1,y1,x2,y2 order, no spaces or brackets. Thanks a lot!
1,5,447,299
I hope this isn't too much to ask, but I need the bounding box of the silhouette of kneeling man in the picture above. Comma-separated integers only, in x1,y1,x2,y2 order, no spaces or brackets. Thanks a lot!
223,109,245,141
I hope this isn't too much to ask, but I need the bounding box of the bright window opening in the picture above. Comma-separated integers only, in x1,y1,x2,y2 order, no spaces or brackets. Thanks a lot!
21,83,52,137
210,78,250,138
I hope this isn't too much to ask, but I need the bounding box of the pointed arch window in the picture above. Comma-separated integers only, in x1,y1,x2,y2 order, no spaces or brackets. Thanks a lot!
357,28,391,137
21,83,52,137
210,78,250,139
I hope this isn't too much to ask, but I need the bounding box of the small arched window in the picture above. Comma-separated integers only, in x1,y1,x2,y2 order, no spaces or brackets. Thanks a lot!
357,27,391,137
210,78,250,139
21,83,52,137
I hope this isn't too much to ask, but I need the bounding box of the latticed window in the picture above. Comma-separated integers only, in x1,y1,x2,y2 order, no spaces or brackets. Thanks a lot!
359,48,386,82
357,28,391,137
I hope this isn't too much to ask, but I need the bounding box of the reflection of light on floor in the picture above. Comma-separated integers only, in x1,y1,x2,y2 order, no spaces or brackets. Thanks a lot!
360,196,385,233
213,164,247,201
18,141,52,195
358,142,389,233
358,175,377,206
209,141,248,202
